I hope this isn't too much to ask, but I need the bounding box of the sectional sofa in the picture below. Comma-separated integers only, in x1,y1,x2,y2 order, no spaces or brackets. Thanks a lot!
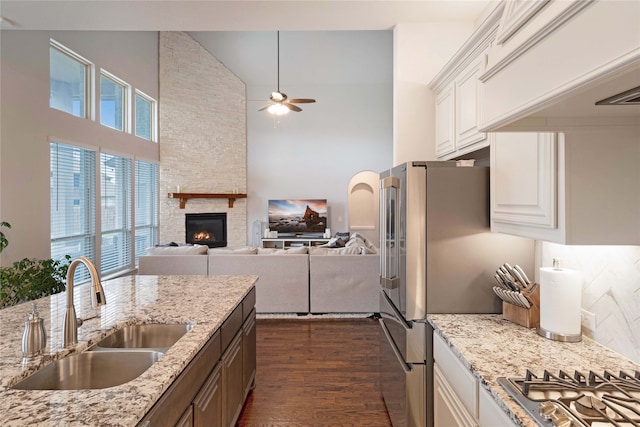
138,242,379,314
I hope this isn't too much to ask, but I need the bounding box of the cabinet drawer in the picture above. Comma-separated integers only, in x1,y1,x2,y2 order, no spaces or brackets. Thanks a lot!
221,304,242,352
242,287,256,321
433,333,478,418
478,386,515,427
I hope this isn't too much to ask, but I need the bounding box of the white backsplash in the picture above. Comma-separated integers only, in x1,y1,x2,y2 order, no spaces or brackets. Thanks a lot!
537,241,640,363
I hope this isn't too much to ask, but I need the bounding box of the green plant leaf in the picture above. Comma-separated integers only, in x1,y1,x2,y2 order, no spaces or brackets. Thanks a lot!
0,254,70,309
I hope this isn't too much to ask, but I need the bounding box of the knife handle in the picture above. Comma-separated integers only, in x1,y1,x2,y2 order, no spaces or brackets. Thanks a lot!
514,265,531,284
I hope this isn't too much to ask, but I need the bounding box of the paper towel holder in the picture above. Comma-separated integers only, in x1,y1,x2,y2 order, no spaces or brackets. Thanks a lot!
536,258,582,342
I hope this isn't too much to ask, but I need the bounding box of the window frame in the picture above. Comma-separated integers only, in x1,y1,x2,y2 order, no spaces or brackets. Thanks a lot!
50,140,98,282
99,69,131,133
134,89,158,142
50,39,95,121
48,39,160,279
134,159,159,265
99,150,133,276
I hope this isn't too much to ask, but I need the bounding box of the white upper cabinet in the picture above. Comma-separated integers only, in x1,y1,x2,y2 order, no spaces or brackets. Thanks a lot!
491,132,556,230
455,55,487,151
479,0,640,131
430,5,504,160
436,85,455,157
491,128,640,244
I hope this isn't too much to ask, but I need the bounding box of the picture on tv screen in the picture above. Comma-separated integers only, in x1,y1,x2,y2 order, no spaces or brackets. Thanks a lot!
268,199,328,234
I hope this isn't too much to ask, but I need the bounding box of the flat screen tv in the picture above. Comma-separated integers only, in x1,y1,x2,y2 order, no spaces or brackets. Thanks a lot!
268,199,328,235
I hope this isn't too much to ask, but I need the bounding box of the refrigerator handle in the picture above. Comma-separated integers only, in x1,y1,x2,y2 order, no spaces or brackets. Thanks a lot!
380,176,400,288
381,290,413,330
379,318,412,374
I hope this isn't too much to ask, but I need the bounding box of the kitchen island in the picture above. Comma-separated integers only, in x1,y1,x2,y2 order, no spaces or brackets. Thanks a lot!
0,274,257,426
428,314,640,427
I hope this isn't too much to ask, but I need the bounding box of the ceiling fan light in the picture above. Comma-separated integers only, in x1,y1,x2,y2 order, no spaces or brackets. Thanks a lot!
271,91,285,101
267,103,289,115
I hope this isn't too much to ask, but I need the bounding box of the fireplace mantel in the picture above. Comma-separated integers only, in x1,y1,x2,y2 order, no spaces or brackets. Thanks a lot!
168,193,247,209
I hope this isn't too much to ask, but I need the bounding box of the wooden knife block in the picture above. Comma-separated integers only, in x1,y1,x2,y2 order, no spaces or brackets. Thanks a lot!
502,283,540,328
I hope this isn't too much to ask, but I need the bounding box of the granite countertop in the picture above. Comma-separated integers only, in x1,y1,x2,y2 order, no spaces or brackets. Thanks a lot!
428,314,640,427
0,274,257,427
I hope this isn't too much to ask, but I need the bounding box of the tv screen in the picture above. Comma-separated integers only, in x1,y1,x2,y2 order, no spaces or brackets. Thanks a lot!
268,199,328,235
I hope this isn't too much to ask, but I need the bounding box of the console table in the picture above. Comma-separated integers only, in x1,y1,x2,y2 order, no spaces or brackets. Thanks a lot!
261,238,330,249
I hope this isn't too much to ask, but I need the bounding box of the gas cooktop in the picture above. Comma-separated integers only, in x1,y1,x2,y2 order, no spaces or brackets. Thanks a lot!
498,370,640,427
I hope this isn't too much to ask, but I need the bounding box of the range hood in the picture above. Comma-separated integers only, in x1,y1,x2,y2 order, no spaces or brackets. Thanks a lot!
595,85,640,106
477,0,640,132
529,65,640,122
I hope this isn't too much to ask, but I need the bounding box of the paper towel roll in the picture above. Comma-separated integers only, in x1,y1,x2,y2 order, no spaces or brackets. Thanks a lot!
539,266,582,336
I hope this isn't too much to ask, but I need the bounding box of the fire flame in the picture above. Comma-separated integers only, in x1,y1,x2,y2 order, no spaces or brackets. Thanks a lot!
193,231,214,241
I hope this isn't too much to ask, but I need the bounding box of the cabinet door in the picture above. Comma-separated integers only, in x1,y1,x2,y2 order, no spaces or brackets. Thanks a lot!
455,56,485,150
436,84,456,158
175,407,194,427
242,309,257,398
222,331,244,427
193,363,222,427
491,132,557,230
434,363,478,427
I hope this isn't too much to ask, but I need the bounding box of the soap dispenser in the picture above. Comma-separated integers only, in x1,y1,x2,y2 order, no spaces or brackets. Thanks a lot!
22,303,47,357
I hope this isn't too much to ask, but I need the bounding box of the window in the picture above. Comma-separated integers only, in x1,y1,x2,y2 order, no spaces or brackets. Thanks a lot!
100,153,131,275
50,142,96,282
135,160,158,264
100,71,128,132
135,90,156,141
50,40,92,118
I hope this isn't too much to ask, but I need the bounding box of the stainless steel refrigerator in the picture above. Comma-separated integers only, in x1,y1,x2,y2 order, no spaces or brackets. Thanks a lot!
378,161,534,427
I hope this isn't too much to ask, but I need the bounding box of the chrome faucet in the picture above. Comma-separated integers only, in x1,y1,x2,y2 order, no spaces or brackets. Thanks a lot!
63,256,106,347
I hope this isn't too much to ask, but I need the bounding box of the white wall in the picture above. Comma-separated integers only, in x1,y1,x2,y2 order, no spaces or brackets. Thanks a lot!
245,32,394,242
393,22,474,165
0,31,158,265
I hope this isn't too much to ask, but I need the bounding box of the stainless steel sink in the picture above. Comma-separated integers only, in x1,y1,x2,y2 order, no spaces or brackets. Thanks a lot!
93,323,191,351
12,350,163,390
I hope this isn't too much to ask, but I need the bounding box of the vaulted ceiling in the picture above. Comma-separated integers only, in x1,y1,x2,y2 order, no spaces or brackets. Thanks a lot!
1,1,494,98
0,1,495,31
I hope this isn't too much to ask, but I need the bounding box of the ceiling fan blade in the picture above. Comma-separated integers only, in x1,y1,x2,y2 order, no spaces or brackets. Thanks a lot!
258,105,272,111
284,103,302,112
287,98,316,104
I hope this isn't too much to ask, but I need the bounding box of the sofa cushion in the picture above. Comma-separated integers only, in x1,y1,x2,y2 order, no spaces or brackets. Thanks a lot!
309,246,361,256
145,244,209,255
208,246,258,255
258,247,308,254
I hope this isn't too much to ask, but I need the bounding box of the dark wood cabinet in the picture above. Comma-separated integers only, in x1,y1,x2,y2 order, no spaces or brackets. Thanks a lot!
193,363,223,427
138,287,256,427
242,308,257,397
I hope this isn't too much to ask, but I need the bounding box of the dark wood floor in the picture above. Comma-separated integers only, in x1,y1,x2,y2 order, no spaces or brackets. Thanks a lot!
237,318,392,427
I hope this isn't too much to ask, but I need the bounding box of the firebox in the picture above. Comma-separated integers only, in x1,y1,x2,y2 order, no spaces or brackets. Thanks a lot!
185,213,227,248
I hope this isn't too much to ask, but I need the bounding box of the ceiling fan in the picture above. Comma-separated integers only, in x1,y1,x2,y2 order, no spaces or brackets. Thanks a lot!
258,31,316,115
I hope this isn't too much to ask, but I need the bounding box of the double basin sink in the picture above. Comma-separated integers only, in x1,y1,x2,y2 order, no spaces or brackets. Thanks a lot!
13,323,191,390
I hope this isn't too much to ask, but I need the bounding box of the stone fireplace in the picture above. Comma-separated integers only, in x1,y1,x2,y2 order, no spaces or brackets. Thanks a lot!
185,213,227,248
158,32,247,247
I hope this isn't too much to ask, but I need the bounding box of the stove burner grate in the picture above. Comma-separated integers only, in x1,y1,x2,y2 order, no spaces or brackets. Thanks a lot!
499,370,640,427
574,395,606,417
